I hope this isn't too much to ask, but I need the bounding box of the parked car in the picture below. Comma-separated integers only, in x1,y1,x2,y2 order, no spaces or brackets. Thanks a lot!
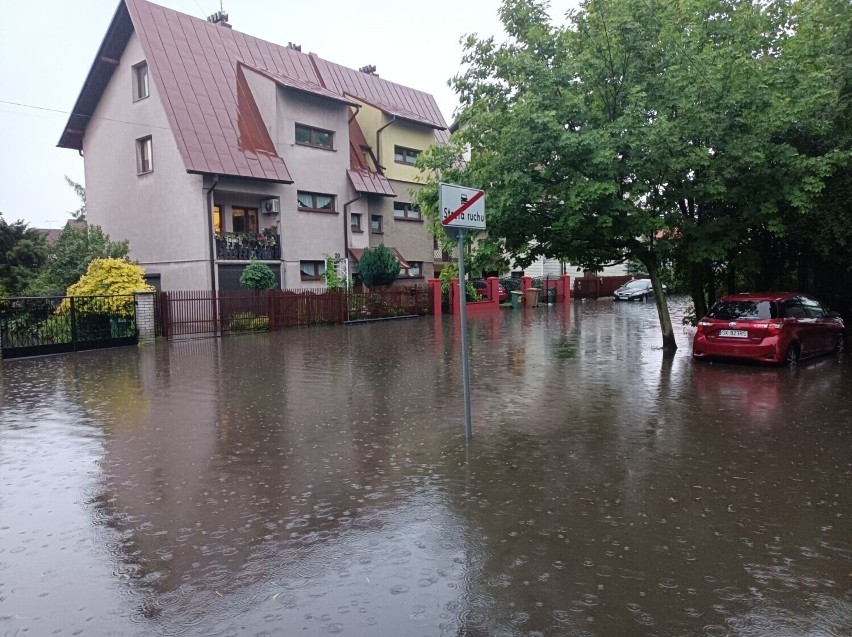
472,279,508,303
613,279,664,301
692,292,845,365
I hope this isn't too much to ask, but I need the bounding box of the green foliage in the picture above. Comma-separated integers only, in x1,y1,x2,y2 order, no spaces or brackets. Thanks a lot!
437,264,480,301
358,244,400,287
0,213,49,295
228,312,270,332
62,258,154,317
65,176,86,221
323,255,344,290
28,224,129,295
239,259,276,290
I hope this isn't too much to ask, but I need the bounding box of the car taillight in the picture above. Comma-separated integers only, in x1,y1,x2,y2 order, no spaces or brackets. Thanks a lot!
696,321,713,334
766,323,783,336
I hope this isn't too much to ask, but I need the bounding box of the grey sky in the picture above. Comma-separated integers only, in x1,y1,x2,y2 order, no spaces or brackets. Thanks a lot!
0,0,575,230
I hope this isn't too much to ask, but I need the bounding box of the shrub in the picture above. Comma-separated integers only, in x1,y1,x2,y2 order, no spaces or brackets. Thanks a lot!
228,312,270,332
61,258,153,317
239,259,276,290
358,244,400,288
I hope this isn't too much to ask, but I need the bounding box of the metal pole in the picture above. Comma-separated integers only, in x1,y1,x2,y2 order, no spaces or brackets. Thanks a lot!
456,229,473,439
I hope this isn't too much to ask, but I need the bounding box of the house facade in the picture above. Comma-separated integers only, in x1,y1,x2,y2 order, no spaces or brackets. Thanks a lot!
59,0,447,291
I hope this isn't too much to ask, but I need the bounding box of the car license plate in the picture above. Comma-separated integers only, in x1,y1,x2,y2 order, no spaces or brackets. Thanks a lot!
719,329,748,338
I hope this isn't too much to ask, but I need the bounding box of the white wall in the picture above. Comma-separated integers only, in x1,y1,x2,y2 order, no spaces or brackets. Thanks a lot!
83,32,208,291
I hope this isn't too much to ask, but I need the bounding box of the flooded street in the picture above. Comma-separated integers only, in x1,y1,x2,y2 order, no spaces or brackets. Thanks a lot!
2,299,850,636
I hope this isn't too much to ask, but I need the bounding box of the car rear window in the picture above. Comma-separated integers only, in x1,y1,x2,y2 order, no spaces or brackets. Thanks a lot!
707,300,777,320
623,280,648,290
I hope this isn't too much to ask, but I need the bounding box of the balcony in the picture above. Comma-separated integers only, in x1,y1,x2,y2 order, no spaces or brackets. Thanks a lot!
433,246,459,262
215,231,281,261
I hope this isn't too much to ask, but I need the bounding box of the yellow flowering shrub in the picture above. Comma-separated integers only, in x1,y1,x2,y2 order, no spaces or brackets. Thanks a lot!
59,258,154,317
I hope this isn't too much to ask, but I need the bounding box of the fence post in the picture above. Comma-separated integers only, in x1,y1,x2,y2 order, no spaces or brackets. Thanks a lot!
451,277,460,314
134,292,156,343
69,297,78,352
560,275,572,304
428,279,442,316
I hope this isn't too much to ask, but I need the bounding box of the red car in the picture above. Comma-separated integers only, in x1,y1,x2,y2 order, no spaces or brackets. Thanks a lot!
692,292,845,365
472,280,508,303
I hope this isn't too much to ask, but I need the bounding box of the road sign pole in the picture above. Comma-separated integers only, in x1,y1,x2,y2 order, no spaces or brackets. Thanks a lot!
456,228,473,439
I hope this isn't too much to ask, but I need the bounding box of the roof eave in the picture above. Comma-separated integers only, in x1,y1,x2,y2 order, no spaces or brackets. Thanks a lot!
58,0,134,150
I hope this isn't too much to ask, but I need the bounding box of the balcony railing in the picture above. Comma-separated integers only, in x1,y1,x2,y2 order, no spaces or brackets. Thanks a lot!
433,247,459,262
215,232,281,261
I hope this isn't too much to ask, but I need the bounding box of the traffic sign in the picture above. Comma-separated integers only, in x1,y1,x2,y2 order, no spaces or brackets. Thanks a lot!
440,183,485,230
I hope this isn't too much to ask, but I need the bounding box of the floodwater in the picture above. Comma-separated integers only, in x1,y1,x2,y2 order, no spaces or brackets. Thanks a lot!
1,299,850,637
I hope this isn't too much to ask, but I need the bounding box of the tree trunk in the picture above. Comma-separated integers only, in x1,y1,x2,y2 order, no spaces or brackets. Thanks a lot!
646,258,677,352
689,261,708,322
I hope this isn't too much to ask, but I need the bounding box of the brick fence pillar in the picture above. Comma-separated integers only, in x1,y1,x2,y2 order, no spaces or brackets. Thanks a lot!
428,278,442,316
560,274,572,304
135,292,156,344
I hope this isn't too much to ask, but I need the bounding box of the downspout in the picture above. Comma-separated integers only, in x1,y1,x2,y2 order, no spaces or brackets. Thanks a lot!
343,193,362,264
205,175,219,331
375,115,396,170
348,104,361,123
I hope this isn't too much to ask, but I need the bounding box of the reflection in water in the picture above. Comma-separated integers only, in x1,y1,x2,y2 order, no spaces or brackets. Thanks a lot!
1,299,850,636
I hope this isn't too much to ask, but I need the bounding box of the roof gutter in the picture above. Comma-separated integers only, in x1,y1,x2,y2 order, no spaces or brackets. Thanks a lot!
375,115,396,171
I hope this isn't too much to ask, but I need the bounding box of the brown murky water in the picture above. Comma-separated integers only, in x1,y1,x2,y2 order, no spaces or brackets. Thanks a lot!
1,299,850,636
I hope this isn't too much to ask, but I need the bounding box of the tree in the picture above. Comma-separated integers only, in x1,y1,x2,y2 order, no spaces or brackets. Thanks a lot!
28,225,129,295
239,259,276,290
358,244,400,287
65,176,86,221
63,258,153,317
434,0,844,350
0,212,48,295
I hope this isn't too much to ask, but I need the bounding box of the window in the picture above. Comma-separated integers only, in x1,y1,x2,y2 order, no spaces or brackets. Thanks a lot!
300,260,326,280
136,136,153,174
800,296,826,318
370,214,383,233
351,213,362,231
394,145,420,165
232,207,258,233
393,202,421,220
297,191,336,213
213,205,221,233
295,124,333,149
403,261,422,278
133,62,149,101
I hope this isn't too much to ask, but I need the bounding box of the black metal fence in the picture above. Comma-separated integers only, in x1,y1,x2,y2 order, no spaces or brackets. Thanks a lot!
0,295,138,359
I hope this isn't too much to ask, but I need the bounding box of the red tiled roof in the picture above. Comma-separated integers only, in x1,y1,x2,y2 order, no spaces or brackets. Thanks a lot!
59,0,448,183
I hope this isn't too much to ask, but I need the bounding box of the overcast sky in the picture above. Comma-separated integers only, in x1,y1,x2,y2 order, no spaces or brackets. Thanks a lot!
0,0,576,230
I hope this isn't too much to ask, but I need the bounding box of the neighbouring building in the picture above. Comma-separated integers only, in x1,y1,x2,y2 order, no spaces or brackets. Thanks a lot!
58,0,448,291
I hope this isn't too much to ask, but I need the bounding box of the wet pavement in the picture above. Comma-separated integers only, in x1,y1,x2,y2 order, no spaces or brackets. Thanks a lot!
1,298,850,636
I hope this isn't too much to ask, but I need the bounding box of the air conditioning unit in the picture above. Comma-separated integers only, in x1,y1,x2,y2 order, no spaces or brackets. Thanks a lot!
261,197,280,214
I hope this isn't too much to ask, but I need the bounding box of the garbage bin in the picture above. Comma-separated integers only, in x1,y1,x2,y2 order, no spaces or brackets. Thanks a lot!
510,290,523,309
524,287,540,308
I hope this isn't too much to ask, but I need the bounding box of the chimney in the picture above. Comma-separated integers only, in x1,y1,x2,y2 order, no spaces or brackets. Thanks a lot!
206,10,231,28
358,65,377,75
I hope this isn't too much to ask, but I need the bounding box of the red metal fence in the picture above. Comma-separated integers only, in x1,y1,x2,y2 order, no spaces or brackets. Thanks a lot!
158,285,432,339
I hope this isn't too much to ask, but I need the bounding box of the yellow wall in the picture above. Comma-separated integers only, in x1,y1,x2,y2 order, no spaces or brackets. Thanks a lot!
349,98,435,184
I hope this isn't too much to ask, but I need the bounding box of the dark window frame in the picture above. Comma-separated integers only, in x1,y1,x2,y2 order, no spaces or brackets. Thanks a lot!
351,212,363,232
370,214,383,234
136,135,153,174
401,261,423,279
231,207,259,234
295,123,334,150
394,145,420,165
299,260,326,281
393,201,422,221
297,191,337,214
133,61,149,101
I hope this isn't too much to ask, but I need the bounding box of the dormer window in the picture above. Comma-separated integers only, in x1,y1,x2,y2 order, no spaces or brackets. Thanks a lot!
295,124,333,149
133,62,149,101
